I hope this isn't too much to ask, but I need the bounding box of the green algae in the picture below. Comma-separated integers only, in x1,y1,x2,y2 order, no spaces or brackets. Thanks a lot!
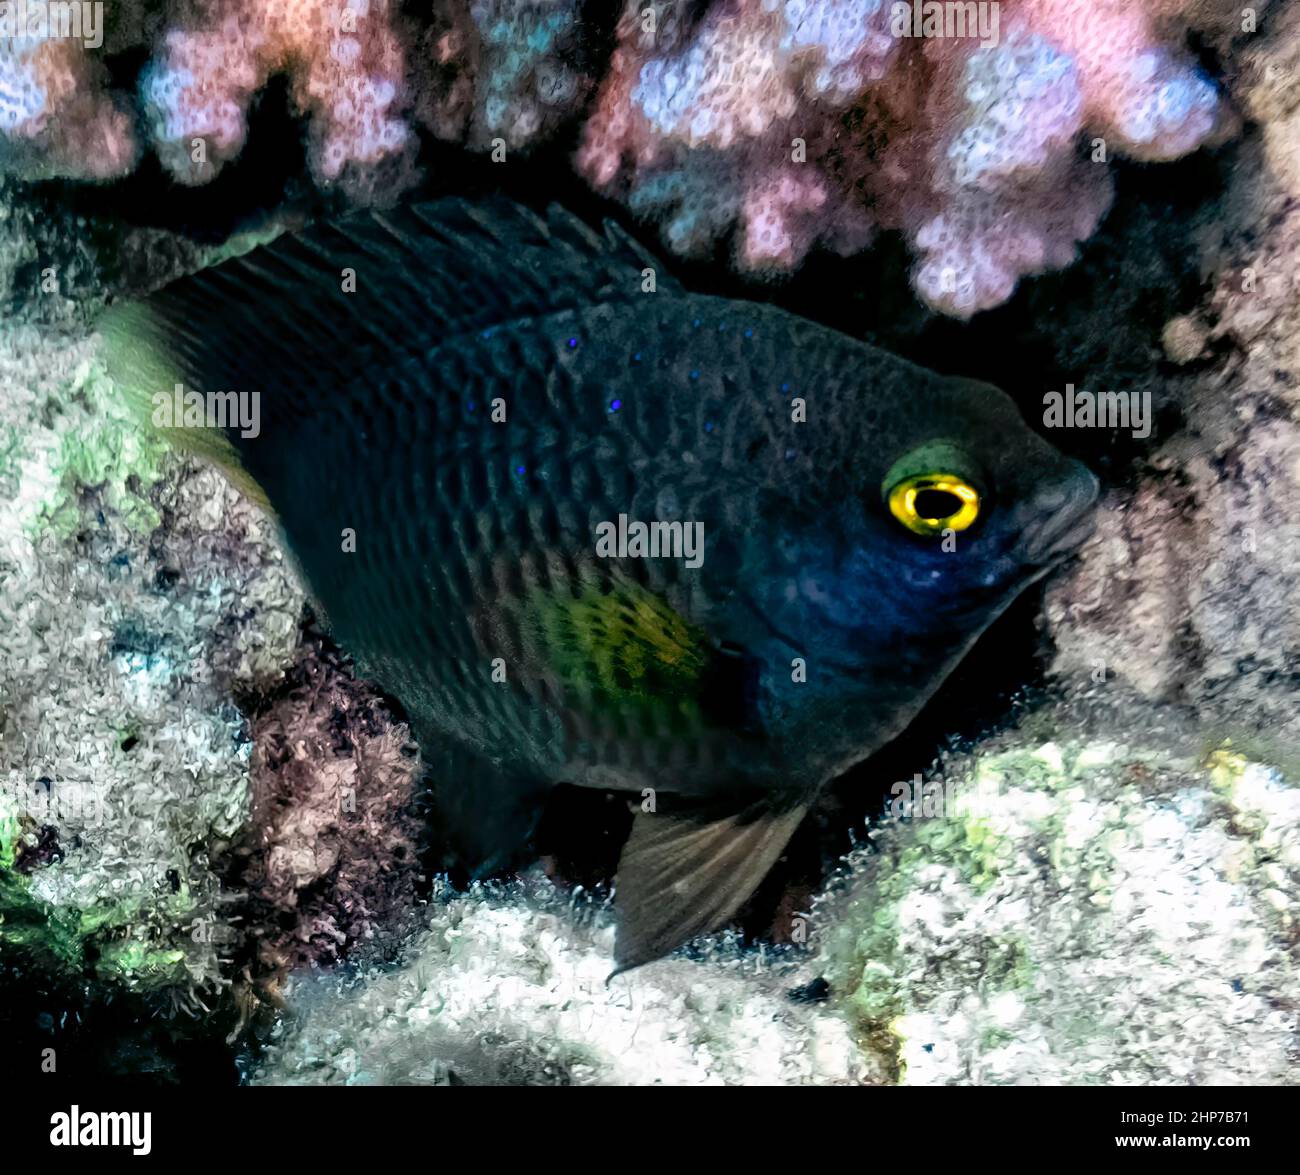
38,362,169,538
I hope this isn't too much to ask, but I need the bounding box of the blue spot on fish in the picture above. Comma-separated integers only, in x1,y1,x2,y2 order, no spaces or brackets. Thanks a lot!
609,399,622,413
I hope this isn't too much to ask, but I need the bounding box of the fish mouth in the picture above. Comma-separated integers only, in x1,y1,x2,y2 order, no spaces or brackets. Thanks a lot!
1019,466,1100,566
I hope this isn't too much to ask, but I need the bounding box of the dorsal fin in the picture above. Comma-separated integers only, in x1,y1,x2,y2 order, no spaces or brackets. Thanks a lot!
100,196,679,453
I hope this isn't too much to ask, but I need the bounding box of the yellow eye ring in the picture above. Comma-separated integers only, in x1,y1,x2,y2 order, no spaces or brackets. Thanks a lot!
887,474,980,536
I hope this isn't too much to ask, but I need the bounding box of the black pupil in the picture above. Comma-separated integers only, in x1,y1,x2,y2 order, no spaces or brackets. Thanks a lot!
914,489,961,520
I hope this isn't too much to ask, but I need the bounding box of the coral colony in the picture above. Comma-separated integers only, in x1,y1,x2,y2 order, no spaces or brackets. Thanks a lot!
1,0,1234,314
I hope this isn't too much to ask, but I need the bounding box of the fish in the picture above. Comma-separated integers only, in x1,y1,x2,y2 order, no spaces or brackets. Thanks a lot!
100,196,1098,971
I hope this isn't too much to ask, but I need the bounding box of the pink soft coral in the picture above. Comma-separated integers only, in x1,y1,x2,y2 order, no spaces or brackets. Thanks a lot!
0,31,136,179
580,0,1239,316
140,0,411,188
0,0,1251,316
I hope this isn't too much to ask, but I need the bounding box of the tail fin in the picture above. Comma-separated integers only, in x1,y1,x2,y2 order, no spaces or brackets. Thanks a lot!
99,299,272,512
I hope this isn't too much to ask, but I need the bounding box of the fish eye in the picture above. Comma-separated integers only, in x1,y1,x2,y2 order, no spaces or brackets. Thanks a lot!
886,473,980,536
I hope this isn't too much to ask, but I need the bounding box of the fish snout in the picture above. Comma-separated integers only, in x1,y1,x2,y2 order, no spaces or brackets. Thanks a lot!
1018,464,1100,565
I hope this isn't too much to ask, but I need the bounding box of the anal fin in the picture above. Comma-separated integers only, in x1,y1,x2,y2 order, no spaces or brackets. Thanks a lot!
612,800,809,973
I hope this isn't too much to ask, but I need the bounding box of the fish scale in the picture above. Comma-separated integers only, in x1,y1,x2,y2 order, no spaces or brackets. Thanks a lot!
102,195,1098,968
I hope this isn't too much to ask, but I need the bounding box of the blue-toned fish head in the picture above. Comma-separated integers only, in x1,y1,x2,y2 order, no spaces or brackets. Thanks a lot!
714,372,1098,776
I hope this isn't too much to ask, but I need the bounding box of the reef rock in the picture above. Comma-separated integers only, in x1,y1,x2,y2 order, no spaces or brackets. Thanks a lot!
1046,1,1300,764
817,714,1300,1084
0,326,302,1000
253,878,870,1086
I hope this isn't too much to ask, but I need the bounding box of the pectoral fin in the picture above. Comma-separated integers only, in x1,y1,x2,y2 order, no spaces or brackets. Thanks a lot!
612,801,809,973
